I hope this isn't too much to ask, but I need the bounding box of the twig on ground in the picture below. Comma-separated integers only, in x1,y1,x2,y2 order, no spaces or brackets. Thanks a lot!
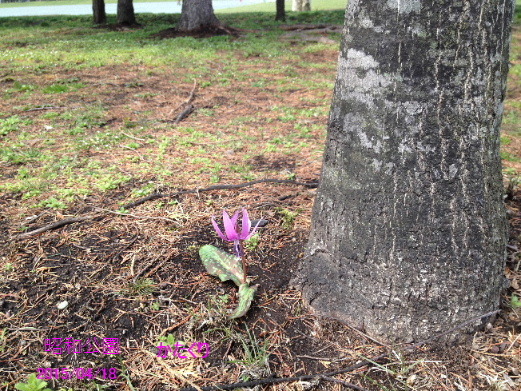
178,354,387,391
11,178,318,240
174,104,195,124
95,208,179,224
159,311,195,337
320,376,369,391
122,178,319,210
12,215,103,240
123,132,147,141
23,106,65,111
171,79,198,116
186,79,197,105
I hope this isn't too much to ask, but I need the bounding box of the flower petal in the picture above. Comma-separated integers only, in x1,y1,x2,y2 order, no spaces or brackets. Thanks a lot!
230,210,240,227
240,208,252,240
211,217,228,241
244,217,262,240
223,210,240,241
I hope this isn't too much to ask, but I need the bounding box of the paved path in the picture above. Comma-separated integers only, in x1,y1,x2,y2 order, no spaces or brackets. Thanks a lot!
0,0,273,17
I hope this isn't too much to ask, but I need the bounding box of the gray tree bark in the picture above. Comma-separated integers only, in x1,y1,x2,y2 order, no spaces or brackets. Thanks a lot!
92,0,106,25
292,0,311,12
178,0,221,32
117,0,137,26
275,0,286,21
297,0,514,344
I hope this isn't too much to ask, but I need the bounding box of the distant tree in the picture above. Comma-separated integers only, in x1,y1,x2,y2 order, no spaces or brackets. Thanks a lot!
275,0,285,21
92,0,106,25
117,0,137,26
297,0,514,344
292,0,311,12
178,0,221,32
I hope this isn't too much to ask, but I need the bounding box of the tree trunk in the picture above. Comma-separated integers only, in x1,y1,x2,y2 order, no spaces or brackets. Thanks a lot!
297,0,513,344
117,0,137,26
178,0,220,32
292,0,311,12
275,0,285,21
92,0,106,25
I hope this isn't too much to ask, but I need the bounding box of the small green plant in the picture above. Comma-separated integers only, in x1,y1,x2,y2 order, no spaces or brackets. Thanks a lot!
0,115,30,136
95,173,131,191
37,197,67,210
511,294,521,308
125,142,141,150
206,294,231,316
244,234,260,252
286,171,297,180
15,374,52,391
276,207,299,229
501,135,512,145
199,208,263,319
158,136,173,156
127,278,156,296
501,151,521,163
42,81,85,94
7,81,35,93
132,183,156,197
157,333,177,346
117,363,137,391
231,326,271,381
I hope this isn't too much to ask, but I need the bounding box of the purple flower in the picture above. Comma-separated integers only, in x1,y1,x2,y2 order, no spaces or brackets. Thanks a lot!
211,208,260,258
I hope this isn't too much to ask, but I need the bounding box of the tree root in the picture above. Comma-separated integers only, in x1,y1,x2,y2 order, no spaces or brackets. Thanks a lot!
12,178,318,240
13,215,104,240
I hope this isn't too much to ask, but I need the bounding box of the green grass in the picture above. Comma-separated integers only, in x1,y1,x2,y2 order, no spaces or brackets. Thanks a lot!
0,5,519,211
0,10,341,210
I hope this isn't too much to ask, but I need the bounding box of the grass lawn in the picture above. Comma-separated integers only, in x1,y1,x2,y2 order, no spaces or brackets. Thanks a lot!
0,6,520,391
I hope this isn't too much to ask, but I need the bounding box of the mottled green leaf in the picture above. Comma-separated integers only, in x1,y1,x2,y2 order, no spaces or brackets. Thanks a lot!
512,294,521,308
229,283,257,319
199,245,244,286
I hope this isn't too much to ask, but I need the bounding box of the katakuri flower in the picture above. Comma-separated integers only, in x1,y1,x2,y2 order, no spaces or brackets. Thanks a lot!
211,208,261,258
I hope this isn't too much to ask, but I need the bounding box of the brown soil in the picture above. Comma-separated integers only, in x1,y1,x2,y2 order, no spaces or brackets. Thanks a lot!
153,25,241,39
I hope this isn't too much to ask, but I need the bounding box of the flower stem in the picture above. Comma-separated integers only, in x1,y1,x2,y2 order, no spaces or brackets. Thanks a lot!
235,241,247,284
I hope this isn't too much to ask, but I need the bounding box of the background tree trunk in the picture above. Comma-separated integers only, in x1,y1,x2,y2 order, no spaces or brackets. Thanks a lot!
292,0,311,12
178,0,220,32
297,0,514,344
92,0,106,25
275,0,286,21
117,0,137,26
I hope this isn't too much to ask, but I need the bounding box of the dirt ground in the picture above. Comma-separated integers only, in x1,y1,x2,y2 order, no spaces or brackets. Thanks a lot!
0,24,520,391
